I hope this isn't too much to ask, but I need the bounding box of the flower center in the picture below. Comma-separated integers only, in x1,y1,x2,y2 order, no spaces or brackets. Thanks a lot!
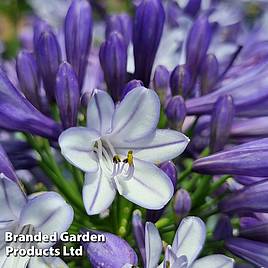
93,139,135,194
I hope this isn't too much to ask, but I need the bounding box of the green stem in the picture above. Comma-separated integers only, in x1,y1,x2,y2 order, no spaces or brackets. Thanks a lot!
209,175,230,194
26,134,85,212
191,175,212,208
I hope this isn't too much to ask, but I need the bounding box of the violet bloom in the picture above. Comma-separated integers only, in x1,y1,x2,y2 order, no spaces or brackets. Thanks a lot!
55,62,80,129
225,238,268,267
193,138,268,177
0,174,73,267
59,87,189,215
65,0,93,88
144,217,234,267
83,229,138,268
133,0,165,86
0,68,61,139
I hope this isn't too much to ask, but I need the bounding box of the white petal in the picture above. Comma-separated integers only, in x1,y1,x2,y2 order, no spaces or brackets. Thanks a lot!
28,256,68,268
119,159,174,209
145,222,162,268
59,127,100,172
172,217,206,266
163,247,188,268
110,87,160,143
19,192,74,248
0,175,26,223
114,129,190,164
0,252,29,268
87,89,115,135
83,168,116,215
192,255,234,268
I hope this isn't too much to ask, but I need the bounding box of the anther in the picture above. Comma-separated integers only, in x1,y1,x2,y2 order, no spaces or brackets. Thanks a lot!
113,155,121,164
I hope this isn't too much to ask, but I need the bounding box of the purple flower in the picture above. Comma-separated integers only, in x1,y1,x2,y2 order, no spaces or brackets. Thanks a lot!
132,210,146,265
55,62,80,129
239,220,268,243
36,29,62,100
213,214,233,241
16,51,42,110
83,229,138,268
184,0,202,17
133,0,165,86
193,138,268,177
99,31,128,102
65,0,93,88
225,238,268,267
173,189,192,218
106,13,132,46
165,96,187,130
121,79,143,100
0,69,61,139
170,65,191,98
200,54,219,95
186,59,268,117
186,15,212,81
209,95,234,153
219,180,268,214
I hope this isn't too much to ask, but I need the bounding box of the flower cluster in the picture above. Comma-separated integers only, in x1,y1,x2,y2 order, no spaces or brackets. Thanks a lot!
0,0,268,267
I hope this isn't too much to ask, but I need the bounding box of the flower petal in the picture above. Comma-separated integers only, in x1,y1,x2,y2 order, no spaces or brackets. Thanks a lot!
145,222,162,268
28,257,68,268
114,129,189,164
110,87,160,143
171,216,206,266
119,159,174,209
87,89,115,135
19,192,74,248
0,254,29,268
0,174,26,223
59,127,100,172
83,168,116,215
192,255,234,268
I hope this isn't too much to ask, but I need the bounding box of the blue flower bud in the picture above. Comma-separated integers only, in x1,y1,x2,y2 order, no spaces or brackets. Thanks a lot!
219,180,268,214
186,15,212,80
121,79,143,100
106,13,132,46
184,0,201,17
225,238,268,267
36,29,62,101
213,214,233,240
153,65,170,103
165,96,186,130
65,0,93,88
200,54,219,95
33,19,52,51
210,95,234,153
173,189,191,218
16,51,42,110
55,62,80,129
83,229,138,268
99,31,127,102
170,65,191,97
133,0,165,86
132,210,146,265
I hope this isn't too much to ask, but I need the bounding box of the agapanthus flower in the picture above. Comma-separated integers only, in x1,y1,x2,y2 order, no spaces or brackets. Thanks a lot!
144,216,234,268
0,174,73,267
59,87,189,214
